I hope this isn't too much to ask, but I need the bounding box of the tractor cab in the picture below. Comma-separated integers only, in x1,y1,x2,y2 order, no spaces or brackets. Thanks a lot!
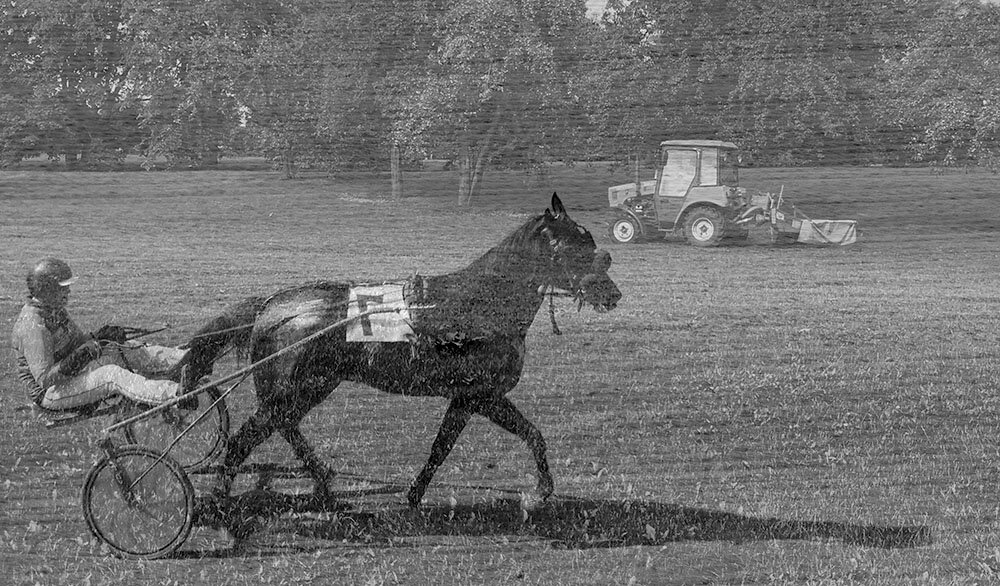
608,140,752,246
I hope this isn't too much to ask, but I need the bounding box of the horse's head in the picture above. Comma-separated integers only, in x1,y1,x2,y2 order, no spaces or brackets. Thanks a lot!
539,193,622,312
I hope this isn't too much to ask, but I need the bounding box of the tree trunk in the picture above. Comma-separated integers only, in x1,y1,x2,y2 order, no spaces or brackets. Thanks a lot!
457,145,472,205
283,145,295,179
457,141,490,206
390,143,403,199
470,140,488,200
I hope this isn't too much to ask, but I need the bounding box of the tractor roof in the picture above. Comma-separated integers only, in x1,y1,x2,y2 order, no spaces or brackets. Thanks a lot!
660,140,738,150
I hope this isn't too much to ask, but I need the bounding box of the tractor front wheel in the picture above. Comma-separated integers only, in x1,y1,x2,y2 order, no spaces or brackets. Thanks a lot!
683,207,725,247
608,216,642,244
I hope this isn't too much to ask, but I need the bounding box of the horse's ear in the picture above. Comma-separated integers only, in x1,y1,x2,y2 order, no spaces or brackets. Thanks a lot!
551,192,566,217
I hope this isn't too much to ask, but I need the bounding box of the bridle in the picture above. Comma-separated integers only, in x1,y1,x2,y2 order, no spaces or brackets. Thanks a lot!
538,222,612,334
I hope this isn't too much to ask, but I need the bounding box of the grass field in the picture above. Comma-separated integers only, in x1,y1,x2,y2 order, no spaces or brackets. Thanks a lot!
1,163,999,585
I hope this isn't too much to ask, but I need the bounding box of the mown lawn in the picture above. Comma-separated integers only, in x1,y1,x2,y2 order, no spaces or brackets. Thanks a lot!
1,164,998,585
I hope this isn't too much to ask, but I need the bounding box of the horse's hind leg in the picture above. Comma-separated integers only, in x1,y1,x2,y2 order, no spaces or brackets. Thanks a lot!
280,425,335,496
407,398,474,507
214,407,280,499
476,396,554,503
273,379,340,495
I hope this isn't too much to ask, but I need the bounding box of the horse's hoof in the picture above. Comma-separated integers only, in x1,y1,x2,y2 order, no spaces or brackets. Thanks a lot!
209,487,231,504
312,483,331,500
227,516,265,541
309,489,350,512
406,489,423,509
193,498,222,529
520,491,547,513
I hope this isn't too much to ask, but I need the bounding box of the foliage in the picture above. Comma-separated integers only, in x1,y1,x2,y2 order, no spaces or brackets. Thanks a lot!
318,0,442,171
392,0,596,203
608,0,890,166
119,0,271,168
577,0,685,163
879,0,1000,170
3,0,1000,178
233,2,336,177
709,0,871,165
0,0,139,166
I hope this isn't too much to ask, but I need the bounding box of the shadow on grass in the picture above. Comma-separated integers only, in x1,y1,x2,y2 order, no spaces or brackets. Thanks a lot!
186,487,931,557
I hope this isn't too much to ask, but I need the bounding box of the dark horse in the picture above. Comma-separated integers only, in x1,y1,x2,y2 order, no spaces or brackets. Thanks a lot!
186,193,621,507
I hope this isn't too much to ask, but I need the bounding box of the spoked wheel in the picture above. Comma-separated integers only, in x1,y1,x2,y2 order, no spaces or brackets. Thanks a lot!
82,444,194,560
119,387,229,474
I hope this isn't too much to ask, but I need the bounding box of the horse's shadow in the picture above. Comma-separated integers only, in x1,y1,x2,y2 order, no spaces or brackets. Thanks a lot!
188,485,932,556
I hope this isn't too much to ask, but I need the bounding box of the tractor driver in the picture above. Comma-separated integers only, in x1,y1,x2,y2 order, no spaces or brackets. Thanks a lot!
11,257,193,411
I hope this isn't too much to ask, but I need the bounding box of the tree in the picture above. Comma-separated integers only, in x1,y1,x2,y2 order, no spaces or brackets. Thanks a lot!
233,2,336,177
713,0,872,165
119,0,280,167
579,0,686,163
601,0,904,166
234,1,442,185
318,0,443,190
879,0,1000,169
392,0,593,204
0,0,140,166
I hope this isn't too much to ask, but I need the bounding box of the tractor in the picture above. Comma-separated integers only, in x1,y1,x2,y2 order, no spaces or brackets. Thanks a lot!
607,139,858,247
607,140,756,246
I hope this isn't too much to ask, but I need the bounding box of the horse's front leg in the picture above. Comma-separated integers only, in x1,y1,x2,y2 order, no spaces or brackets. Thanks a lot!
408,398,473,507
476,396,553,504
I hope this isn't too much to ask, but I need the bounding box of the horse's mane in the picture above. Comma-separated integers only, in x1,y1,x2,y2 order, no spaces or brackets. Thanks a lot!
254,214,557,298
460,214,551,277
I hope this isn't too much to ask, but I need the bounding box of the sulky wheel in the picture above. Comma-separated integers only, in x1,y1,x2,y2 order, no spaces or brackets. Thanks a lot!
82,444,194,560
119,386,229,474
608,216,642,244
683,206,725,247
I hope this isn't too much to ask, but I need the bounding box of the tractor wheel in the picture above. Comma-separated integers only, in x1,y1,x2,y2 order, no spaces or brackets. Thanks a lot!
683,206,725,247
608,216,642,244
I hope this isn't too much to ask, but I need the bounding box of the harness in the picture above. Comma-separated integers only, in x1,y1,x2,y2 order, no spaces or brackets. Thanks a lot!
539,231,611,336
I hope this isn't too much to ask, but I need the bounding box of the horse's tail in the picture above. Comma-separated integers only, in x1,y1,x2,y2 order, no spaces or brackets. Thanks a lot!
185,295,268,381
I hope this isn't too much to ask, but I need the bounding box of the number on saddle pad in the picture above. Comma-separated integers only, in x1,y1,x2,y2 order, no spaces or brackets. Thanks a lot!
346,283,413,342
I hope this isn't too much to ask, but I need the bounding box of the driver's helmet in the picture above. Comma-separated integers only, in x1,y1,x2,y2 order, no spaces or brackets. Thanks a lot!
26,257,77,298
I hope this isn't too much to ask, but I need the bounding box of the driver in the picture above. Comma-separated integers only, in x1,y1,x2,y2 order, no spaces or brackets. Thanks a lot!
11,257,193,411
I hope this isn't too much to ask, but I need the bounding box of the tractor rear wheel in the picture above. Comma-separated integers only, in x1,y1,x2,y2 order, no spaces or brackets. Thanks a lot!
683,206,725,247
608,216,642,244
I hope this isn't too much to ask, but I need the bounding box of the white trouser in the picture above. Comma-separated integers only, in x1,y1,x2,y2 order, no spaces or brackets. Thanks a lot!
41,344,187,410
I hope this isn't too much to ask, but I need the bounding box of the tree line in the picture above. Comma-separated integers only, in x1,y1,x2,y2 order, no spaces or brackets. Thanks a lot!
2,0,998,201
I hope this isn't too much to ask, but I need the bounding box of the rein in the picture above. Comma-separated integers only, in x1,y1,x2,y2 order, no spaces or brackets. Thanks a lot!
103,305,433,436
119,325,170,341
120,294,393,346
539,239,613,336
538,253,587,337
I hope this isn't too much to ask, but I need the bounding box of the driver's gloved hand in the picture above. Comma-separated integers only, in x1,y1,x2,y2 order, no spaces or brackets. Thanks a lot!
92,324,129,344
58,340,102,375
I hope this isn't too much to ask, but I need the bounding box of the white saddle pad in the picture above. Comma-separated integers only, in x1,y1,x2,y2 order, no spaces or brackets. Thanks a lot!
346,283,414,342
